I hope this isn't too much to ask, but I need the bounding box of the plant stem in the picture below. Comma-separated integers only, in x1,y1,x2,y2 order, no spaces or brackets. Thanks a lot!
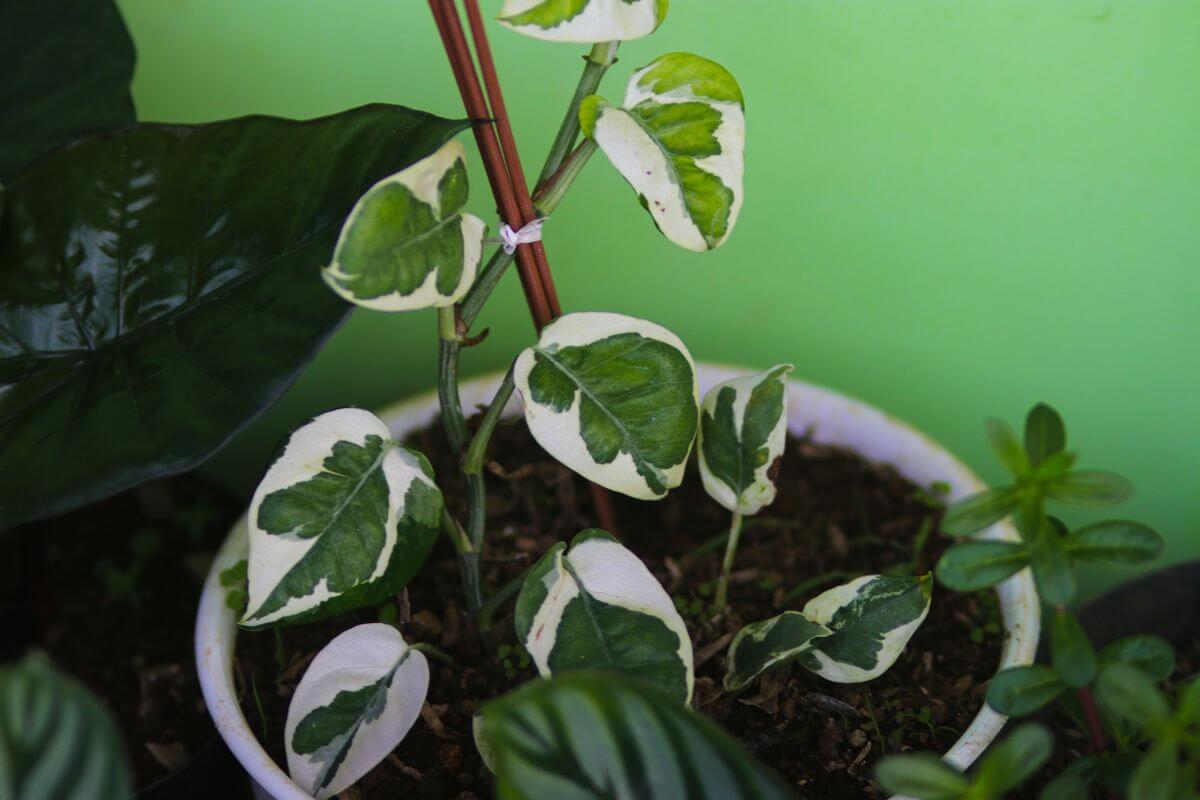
536,41,619,187
1077,684,1109,753
442,510,482,617
436,307,468,453
478,566,529,635
714,512,745,613
533,139,597,216
463,370,516,474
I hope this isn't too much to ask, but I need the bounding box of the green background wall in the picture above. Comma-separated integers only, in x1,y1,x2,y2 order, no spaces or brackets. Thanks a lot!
116,0,1199,595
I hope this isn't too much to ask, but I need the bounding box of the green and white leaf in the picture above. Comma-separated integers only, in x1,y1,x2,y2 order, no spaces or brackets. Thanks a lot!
285,624,428,799
497,0,668,43
242,408,443,628
484,670,794,800
580,52,745,252
514,529,694,703
322,140,484,310
699,365,793,515
724,611,832,691
514,312,699,500
795,574,933,683
0,654,131,800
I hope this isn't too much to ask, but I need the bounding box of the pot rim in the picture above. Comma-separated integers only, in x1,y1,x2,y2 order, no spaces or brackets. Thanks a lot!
195,364,1040,800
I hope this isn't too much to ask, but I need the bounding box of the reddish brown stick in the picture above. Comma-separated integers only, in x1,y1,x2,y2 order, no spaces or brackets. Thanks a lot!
428,0,552,328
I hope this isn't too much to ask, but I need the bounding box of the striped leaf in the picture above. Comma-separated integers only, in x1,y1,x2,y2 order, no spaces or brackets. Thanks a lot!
515,529,694,703
497,0,668,43
285,624,428,799
322,140,484,311
514,312,699,500
241,408,443,628
724,611,832,691
0,655,131,800
581,52,745,252
795,574,933,683
699,365,793,515
484,670,795,800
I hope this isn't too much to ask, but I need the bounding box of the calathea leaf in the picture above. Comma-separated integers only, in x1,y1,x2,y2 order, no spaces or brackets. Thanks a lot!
241,408,443,628
286,624,428,799
581,52,745,252
497,0,668,43
321,140,484,311
0,654,132,800
724,611,832,691
513,311,699,500
0,104,466,527
483,670,795,800
514,529,694,702
698,365,794,515
0,0,135,182
794,574,933,683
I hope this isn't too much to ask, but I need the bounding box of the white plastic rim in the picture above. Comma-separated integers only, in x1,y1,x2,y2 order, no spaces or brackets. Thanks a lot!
196,364,1040,800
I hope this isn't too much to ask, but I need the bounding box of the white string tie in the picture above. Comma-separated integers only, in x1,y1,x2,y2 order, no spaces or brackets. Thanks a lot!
496,217,546,255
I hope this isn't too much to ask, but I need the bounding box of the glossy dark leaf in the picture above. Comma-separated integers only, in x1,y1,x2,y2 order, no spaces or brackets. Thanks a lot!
1096,664,1170,730
1064,520,1163,564
986,666,1067,716
484,670,794,800
1049,609,1096,688
0,654,131,800
1099,636,1175,682
0,106,467,526
1023,403,1066,467
1028,520,1076,605
873,753,968,800
0,0,136,182
935,540,1029,591
971,723,1053,794
940,487,1020,537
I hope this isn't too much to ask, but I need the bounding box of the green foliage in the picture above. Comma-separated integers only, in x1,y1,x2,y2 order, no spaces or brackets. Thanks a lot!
986,665,1067,716
1048,609,1095,688
483,670,795,799
874,724,1052,800
0,654,132,800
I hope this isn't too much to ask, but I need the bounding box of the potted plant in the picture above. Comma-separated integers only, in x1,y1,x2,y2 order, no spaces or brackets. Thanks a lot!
184,3,1042,798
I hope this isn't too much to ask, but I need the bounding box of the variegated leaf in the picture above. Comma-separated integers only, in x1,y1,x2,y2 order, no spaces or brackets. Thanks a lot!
699,365,793,515
497,0,668,43
241,408,443,629
513,312,699,500
286,624,428,799
514,529,694,703
796,575,933,683
724,611,832,691
321,140,484,311
580,52,745,252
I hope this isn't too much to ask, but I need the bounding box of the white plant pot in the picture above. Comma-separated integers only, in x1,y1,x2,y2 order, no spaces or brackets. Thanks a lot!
196,364,1040,800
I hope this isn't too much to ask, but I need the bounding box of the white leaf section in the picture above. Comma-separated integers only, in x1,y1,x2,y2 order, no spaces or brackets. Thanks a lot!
285,624,428,799
513,312,699,500
497,0,667,43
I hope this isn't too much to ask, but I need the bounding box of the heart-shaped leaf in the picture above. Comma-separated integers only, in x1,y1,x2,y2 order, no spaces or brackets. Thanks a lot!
483,670,795,800
286,624,428,799
497,0,668,43
699,365,793,515
513,311,698,500
724,611,832,691
0,0,135,182
794,574,932,683
321,140,484,311
0,105,465,526
581,52,745,252
241,408,443,628
515,529,694,703
0,654,131,800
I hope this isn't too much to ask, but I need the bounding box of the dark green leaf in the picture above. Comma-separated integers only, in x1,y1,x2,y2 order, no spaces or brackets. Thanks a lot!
935,540,1030,591
986,418,1031,477
0,0,135,182
1048,470,1134,507
1129,742,1187,800
986,666,1067,716
940,487,1020,537
873,753,968,800
1176,676,1200,724
724,611,831,691
1098,636,1175,682
1024,403,1066,467
1028,523,1076,605
1064,521,1163,564
1096,664,1170,730
1039,754,1100,800
972,723,1053,794
484,670,794,800
0,106,466,526
1050,609,1096,688
0,654,132,800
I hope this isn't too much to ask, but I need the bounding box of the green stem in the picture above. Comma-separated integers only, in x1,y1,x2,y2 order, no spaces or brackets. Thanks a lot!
436,307,468,453
533,139,597,217
478,566,529,634
442,510,482,617
536,41,619,188
714,512,744,613
462,368,516,551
